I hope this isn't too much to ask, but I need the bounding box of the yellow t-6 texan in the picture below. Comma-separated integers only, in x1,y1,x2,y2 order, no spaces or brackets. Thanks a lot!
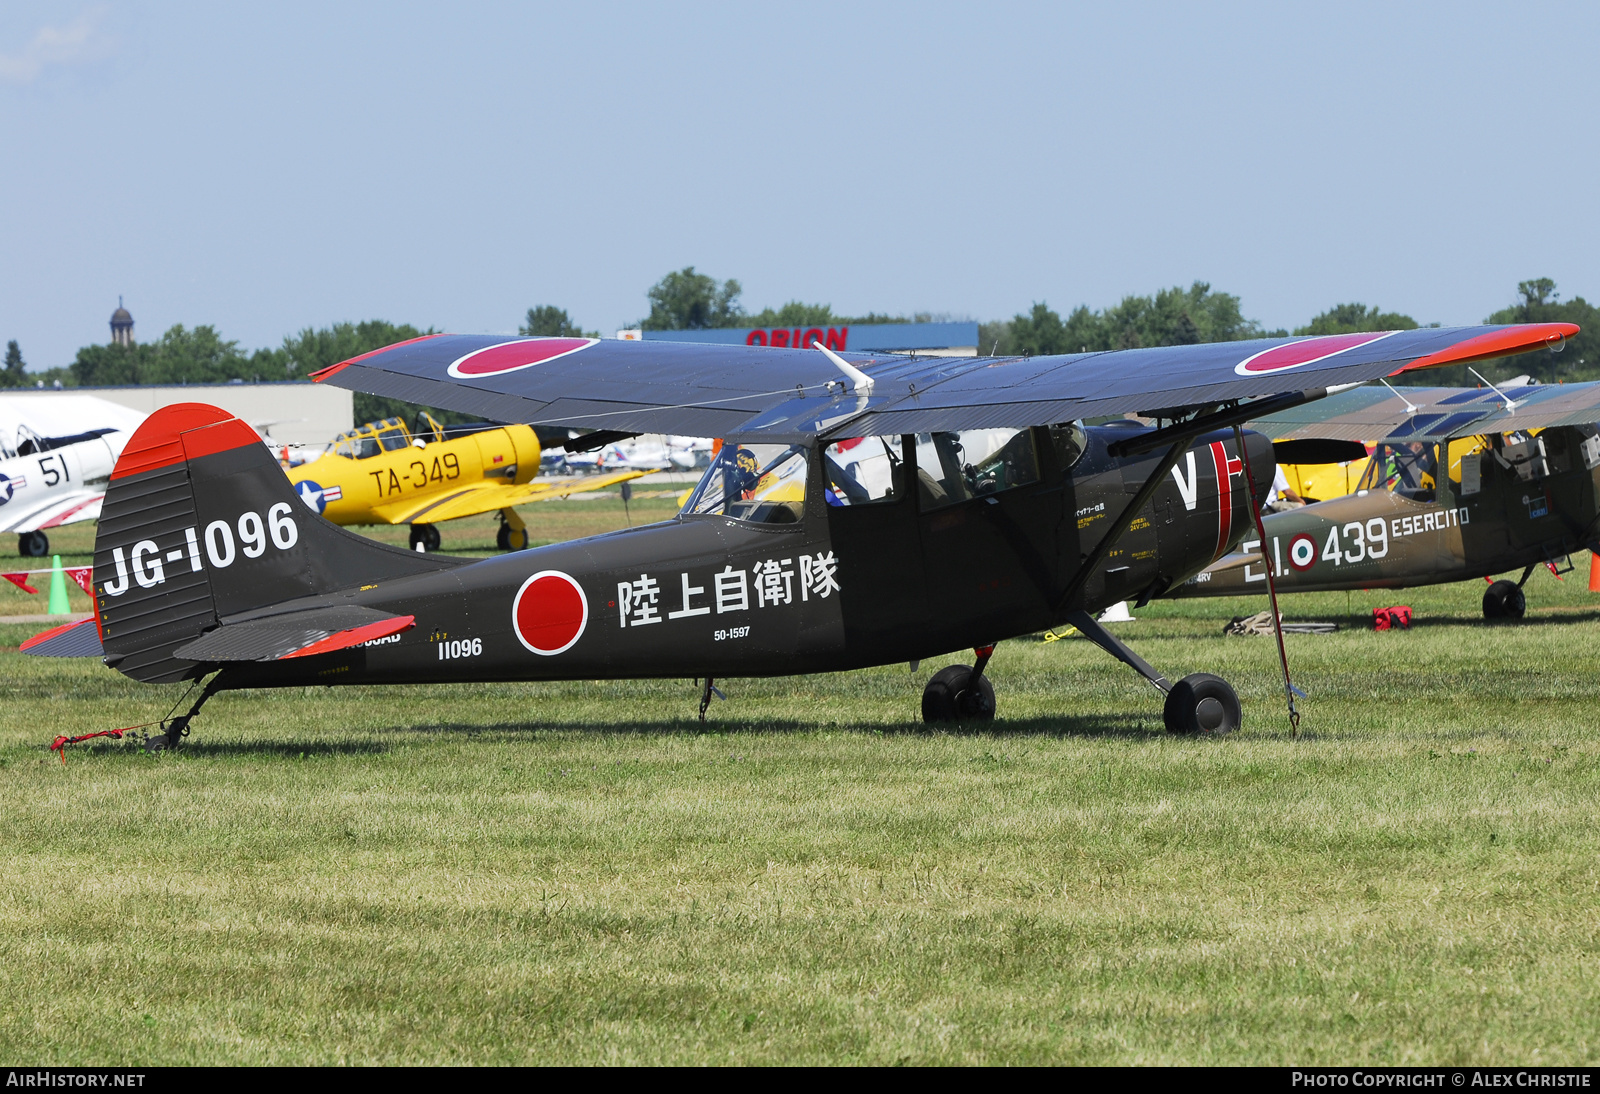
286,413,649,551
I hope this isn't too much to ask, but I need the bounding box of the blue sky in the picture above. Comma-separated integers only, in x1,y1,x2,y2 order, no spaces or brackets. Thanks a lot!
2,1,1596,370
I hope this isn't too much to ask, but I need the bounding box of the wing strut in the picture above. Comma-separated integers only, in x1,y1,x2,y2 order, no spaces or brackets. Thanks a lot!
1468,367,1521,413
1233,423,1303,737
1063,610,1171,694
1379,379,1421,416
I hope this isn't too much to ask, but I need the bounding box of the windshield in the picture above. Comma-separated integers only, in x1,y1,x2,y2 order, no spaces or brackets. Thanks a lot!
1359,441,1439,502
681,442,808,524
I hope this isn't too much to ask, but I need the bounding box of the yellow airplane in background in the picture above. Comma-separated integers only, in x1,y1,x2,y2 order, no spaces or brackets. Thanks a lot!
287,413,651,551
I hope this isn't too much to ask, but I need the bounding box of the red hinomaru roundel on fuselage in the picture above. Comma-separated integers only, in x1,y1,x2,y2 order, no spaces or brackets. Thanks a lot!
512,570,588,656
1233,331,1400,376
447,338,599,379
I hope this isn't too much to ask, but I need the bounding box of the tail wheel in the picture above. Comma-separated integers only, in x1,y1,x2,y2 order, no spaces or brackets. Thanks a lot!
495,523,529,551
408,523,441,552
17,531,48,558
1482,579,1526,620
1163,673,1241,735
921,665,996,723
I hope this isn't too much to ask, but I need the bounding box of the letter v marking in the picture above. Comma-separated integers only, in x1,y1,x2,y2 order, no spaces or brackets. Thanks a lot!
1170,450,1199,511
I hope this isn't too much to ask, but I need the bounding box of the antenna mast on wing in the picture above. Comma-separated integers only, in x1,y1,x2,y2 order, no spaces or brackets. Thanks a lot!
813,340,874,396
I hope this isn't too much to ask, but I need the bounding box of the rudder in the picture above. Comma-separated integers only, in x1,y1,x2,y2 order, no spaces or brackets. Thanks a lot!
95,403,458,682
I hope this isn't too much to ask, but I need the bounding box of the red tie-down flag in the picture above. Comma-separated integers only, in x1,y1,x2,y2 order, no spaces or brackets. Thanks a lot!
2,572,38,595
1,567,92,596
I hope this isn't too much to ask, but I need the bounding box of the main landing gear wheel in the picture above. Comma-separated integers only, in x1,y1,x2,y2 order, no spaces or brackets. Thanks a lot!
921,665,996,723
408,523,441,552
18,531,48,557
1163,673,1241,736
1482,579,1526,620
495,523,529,551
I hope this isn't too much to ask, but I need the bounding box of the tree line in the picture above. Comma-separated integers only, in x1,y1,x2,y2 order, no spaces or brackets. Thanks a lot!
4,271,1594,418
608,267,1600,386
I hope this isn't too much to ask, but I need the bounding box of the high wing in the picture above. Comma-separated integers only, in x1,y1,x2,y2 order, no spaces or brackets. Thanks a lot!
367,468,656,525
311,325,1577,439
1251,378,1600,443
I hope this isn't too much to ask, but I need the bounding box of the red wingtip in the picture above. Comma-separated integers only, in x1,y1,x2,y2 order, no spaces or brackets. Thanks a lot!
311,334,444,382
1395,323,1581,374
278,615,416,660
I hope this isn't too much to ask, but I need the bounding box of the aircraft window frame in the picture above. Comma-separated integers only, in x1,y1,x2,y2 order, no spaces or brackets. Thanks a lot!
368,419,408,452
417,412,447,445
823,436,904,506
915,428,1041,511
680,442,810,526
1445,435,1488,497
1359,441,1439,502
1050,421,1088,471
332,417,415,460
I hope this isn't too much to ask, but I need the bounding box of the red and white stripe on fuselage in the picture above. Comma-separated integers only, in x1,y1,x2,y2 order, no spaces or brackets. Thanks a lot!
1169,440,1248,561
1208,441,1244,561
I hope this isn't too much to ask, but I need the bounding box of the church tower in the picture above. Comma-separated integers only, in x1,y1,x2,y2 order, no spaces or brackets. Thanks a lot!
110,297,134,347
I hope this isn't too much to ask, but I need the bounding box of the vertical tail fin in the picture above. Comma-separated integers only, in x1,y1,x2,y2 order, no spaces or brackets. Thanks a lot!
95,403,457,682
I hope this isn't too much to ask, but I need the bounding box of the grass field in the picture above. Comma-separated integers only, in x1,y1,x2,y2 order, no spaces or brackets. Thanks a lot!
1,501,1598,1064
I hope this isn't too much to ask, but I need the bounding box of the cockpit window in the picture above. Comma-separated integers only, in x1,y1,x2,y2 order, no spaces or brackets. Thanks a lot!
331,417,413,460
1360,441,1438,502
376,422,410,451
681,442,808,524
823,436,902,505
1050,421,1087,470
915,428,1040,510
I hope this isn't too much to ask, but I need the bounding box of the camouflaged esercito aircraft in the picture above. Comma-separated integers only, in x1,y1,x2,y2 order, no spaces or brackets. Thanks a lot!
1168,379,1600,619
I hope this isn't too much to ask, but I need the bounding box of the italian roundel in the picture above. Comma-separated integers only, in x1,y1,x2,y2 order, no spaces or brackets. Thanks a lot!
447,337,598,379
1288,533,1318,572
512,570,588,656
1233,331,1399,376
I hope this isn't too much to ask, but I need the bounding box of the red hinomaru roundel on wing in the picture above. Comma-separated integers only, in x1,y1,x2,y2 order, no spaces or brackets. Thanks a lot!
1233,331,1399,377
447,338,598,379
512,570,588,656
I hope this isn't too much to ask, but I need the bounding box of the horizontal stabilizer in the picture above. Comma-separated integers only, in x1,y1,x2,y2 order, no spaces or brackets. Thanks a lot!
173,606,415,663
21,617,104,658
1207,550,1263,573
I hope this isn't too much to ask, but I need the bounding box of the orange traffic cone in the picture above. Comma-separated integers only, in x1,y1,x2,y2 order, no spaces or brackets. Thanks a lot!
1589,551,1600,593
